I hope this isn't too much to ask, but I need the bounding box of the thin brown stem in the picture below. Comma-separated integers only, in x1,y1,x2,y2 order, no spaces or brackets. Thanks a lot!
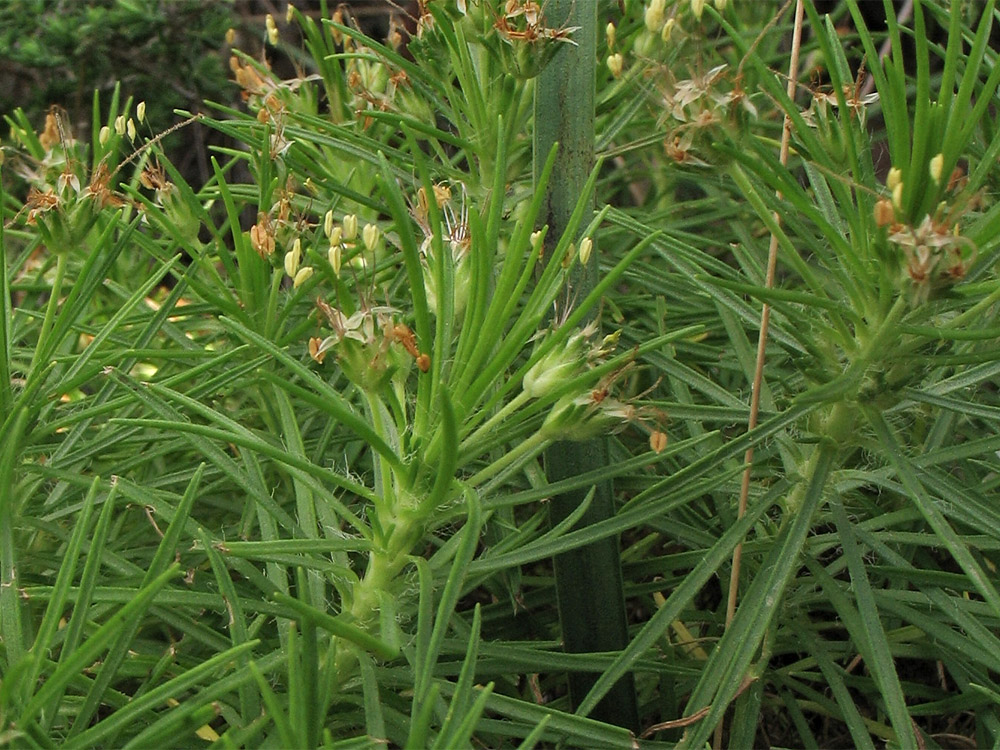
714,1,805,747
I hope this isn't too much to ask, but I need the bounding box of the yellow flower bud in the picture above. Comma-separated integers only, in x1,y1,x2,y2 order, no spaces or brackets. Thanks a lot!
645,0,665,32
343,214,358,241
328,244,342,277
99,126,111,146
329,226,342,246
606,22,616,49
266,14,279,45
929,153,944,184
886,166,902,190
114,115,126,135
607,53,624,78
661,18,676,41
284,238,302,277
579,237,593,266
714,0,727,10
892,181,904,210
136,101,146,123
691,0,705,20
324,209,334,238
362,222,379,251
126,118,136,142
293,266,314,288
286,4,294,23
225,28,236,45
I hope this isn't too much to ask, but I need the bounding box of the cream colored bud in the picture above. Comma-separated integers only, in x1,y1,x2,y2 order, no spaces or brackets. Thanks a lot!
293,266,314,288
892,181,904,210
136,101,146,123
362,222,379,251
530,230,544,249
225,28,236,45
607,53,624,78
579,237,593,266
114,115,126,135
645,0,665,32
284,238,302,277
661,18,676,41
328,244,342,277
929,153,944,184
606,22,616,49
714,0,727,10
266,15,279,45
329,226,342,246
126,118,136,141
324,209,334,237
99,126,111,146
886,166,902,190
286,4,294,23
343,214,358,241
691,0,705,20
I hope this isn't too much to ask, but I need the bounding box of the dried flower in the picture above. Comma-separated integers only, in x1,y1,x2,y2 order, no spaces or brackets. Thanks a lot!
874,198,895,227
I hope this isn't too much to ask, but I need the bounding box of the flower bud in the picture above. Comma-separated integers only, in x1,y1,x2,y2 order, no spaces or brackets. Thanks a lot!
578,237,593,266
929,153,944,184
99,126,111,146
886,166,902,191
363,222,379,251
266,14,279,45
136,101,146,123
225,27,236,45
714,0,727,10
645,0,665,32
286,3,294,23
324,209,334,237
661,18,676,41
343,213,358,241
691,0,706,20
892,182,903,211
293,266,314,288
328,244,342,277
126,118,136,141
114,115,126,135
284,238,302,277
606,22,616,49
607,53,624,78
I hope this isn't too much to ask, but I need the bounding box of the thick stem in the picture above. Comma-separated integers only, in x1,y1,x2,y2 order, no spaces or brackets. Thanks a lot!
533,0,638,730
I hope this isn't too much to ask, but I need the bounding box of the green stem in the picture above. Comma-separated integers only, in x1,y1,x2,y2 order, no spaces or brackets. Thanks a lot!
27,252,68,381
533,0,639,730
466,429,548,488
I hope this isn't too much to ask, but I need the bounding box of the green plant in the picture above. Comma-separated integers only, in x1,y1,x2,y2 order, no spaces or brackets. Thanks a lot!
3,0,1000,747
